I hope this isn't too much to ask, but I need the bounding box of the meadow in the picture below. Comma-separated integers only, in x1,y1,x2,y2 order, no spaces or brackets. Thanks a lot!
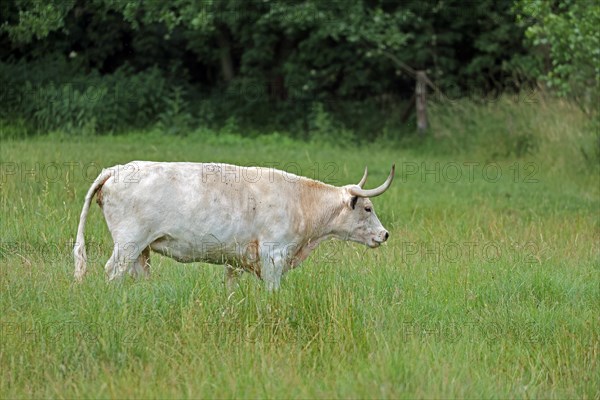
1,97,598,398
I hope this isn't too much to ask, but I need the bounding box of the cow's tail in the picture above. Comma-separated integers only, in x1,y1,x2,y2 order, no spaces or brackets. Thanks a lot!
74,168,113,282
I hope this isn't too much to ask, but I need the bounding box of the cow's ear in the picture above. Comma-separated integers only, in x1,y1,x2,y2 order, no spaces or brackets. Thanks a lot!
350,196,358,210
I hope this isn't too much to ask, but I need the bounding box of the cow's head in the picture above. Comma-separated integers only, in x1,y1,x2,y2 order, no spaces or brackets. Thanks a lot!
334,165,395,248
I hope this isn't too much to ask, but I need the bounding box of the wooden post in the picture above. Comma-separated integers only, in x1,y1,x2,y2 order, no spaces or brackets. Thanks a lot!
416,70,428,134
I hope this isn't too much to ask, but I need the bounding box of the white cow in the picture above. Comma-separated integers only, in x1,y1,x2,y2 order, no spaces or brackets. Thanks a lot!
74,162,394,290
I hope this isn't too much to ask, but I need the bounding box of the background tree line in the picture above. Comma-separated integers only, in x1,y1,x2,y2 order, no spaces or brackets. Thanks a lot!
1,0,598,138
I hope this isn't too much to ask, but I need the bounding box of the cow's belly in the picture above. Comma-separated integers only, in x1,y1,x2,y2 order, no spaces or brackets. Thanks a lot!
149,235,212,263
149,234,262,276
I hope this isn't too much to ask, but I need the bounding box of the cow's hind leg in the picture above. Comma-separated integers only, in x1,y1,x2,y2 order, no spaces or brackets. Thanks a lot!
105,241,144,281
129,246,151,279
224,264,243,293
104,250,118,279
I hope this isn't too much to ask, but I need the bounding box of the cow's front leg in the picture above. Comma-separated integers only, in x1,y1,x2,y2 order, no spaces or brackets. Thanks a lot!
129,246,151,279
260,247,285,291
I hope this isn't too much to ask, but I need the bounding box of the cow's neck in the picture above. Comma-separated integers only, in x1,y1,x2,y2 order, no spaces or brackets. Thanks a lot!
297,180,345,241
284,181,346,269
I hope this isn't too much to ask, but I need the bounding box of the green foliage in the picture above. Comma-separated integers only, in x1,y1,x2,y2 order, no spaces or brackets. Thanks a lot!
515,0,600,106
0,0,72,42
0,0,591,136
157,86,195,135
306,102,354,145
0,57,190,134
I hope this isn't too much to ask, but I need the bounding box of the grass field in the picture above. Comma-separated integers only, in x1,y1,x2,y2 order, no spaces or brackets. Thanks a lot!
1,97,599,398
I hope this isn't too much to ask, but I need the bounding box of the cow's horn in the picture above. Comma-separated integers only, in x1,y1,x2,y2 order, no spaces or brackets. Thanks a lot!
349,164,395,198
357,166,368,188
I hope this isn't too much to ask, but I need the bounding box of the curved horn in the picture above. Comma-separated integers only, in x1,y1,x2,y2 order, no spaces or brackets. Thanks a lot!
357,166,368,188
349,164,395,198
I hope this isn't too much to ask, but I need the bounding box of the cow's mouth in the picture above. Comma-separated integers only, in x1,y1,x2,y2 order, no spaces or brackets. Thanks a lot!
370,239,383,248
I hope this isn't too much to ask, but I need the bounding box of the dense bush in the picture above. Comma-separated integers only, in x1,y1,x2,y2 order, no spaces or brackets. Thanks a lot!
1,0,597,136
0,56,186,134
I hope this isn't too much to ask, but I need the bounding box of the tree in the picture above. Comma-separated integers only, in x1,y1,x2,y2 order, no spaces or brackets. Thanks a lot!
515,0,600,107
0,0,544,135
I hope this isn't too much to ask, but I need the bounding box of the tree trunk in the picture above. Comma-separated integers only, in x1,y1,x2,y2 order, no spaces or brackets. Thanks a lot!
267,37,294,101
216,28,234,82
401,93,416,123
416,70,428,134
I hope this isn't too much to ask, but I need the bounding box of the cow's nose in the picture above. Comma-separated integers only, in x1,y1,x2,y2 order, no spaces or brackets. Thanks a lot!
384,231,389,241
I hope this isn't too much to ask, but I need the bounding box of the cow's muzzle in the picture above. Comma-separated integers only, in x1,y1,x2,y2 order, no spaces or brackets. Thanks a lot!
371,230,389,247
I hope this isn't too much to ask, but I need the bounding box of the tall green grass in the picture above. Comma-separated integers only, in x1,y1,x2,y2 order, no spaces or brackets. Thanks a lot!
1,96,598,398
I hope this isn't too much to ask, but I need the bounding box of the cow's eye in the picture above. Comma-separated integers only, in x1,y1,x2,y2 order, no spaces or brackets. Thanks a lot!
365,207,372,213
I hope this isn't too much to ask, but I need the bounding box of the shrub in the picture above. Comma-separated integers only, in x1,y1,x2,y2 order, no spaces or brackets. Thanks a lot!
0,56,185,135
